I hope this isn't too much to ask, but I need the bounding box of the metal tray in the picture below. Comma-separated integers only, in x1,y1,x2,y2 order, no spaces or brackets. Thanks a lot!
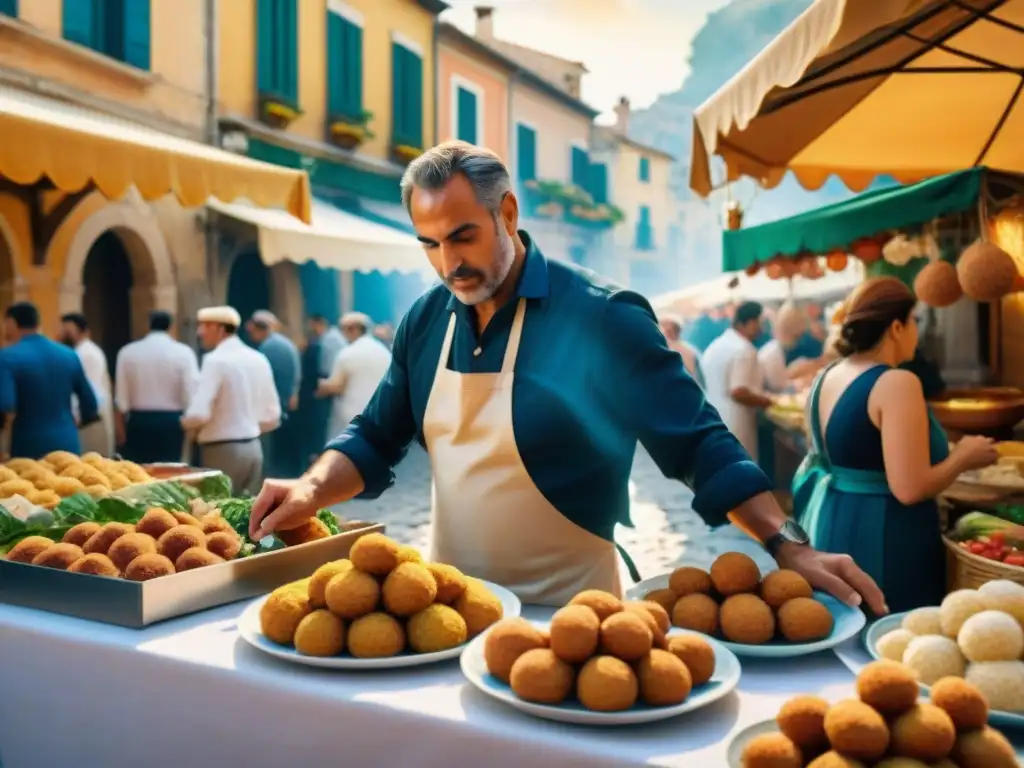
0,520,384,628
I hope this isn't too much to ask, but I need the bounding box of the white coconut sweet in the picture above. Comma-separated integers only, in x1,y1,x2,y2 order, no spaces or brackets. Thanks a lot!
977,579,1024,629
940,589,987,638
902,635,966,685
902,606,942,636
877,628,916,662
966,660,1024,712
958,610,1024,662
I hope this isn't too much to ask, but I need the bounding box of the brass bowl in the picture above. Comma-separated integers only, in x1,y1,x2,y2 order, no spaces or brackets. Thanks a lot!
930,387,1024,434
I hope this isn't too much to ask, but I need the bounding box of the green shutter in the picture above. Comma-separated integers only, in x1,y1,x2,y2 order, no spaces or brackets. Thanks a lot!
516,124,536,181
392,43,423,147
257,0,298,104
328,12,363,120
123,0,150,69
391,42,405,144
589,162,608,204
63,0,95,47
456,86,477,144
406,47,423,147
636,205,654,250
639,157,650,182
256,0,275,94
0,0,18,17
281,0,298,104
571,146,589,188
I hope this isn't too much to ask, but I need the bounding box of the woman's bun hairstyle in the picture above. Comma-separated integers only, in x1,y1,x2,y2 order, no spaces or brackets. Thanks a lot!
833,277,916,357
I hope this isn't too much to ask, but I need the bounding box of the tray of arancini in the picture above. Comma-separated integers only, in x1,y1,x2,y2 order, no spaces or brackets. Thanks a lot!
626,554,866,658
0,518,384,628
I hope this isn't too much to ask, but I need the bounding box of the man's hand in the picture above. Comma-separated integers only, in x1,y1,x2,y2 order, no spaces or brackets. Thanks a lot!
249,478,321,541
288,394,299,412
775,542,888,616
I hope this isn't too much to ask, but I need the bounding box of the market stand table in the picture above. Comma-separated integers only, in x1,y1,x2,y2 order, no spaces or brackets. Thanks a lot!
0,602,858,768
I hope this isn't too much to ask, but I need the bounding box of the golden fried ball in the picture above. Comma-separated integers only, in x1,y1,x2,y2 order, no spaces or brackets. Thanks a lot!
890,703,956,762
823,699,891,761
741,732,803,768
454,581,504,636
636,649,692,706
426,562,468,604
395,545,423,565
484,617,549,682
509,648,575,705
200,515,237,537
57,462,89,480
806,753,868,768
277,517,331,547
52,477,86,497
720,594,776,645
622,602,665,648
44,451,78,468
118,461,150,483
175,547,224,572
307,560,353,609
624,600,670,634
569,590,623,622
0,479,36,497
5,458,37,472
260,587,313,645
710,552,761,596
106,472,133,490
600,611,653,661
930,677,989,731
62,521,102,548
672,593,719,635
156,525,206,564
346,612,406,658
0,466,18,482
666,634,717,686
5,535,55,563
856,660,919,716
124,553,173,580
294,609,346,657
324,568,380,619
669,566,713,597
577,655,638,712
82,522,134,555
643,588,679,615
67,553,119,577
36,489,62,509
778,597,834,643
407,604,468,654
20,467,57,486
777,695,830,754
549,604,601,664
760,569,814,609
171,510,203,527
206,531,242,561
80,452,105,465
952,726,1018,768
382,562,438,616
349,533,400,575
107,532,157,572
77,469,110,488
83,484,110,499
32,542,84,570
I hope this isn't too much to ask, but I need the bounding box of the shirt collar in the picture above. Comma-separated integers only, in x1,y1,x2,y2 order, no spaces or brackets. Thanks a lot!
445,229,550,311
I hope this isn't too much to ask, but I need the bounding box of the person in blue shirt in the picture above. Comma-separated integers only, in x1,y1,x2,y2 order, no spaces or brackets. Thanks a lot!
0,301,98,459
247,141,886,612
247,310,302,478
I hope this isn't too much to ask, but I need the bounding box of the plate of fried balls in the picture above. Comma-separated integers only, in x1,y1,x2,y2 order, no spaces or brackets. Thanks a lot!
729,659,1019,768
626,553,866,658
460,589,741,725
239,533,522,669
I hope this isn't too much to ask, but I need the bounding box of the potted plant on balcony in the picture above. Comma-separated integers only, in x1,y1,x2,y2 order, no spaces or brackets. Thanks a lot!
259,94,302,129
328,111,375,150
392,141,424,166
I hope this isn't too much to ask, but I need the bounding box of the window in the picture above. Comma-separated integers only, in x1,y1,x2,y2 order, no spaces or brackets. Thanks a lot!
62,0,151,70
516,123,536,182
454,81,480,144
257,0,298,105
0,0,17,17
570,145,589,189
392,38,424,148
639,156,652,183
326,6,363,120
588,162,608,204
635,205,655,250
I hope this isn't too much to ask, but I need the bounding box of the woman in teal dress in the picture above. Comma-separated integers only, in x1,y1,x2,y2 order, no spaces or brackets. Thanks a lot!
797,278,998,613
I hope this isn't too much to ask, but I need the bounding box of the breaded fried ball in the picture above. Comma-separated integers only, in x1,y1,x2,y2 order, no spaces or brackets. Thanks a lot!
0,466,19,482
741,732,802,768
509,648,575,704
175,547,224,572
171,510,203,527
307,560,353,608
156,525,206,564
105,472,133,490
823,699,890,761
902,606,943,636
82,522,134,555
930,676,988,731
636,649,691,706
876,628,916,662
395,545,423,565
890,703,956,762
806,752,866,768
136,508,180,541
671,593,719,635
643,587,679,615
33,489,62,509
778,597,833,642
668,566,713,597
200,515,236,537
484,617,548,682
68,553,119,577
856,660,919,716
426,562,467,604
760,569,813,609
549,604,601,663
44,450,78,468
623,602,665,648
206,531,242,561
382,562,438,616
873,759,930,768
407,604,467,654
294,609,346,657
577,655,638,712
81,451,104,465
347,612,406,658
600,611,653,661
5,535,55,563
720,594,776,645
569,589,623,622
454,581,504,636
277,517,331,547
710,552,761,596
61,522,102,548
776,695,830,754
0,479,34,498
59,462,89,481
951,726,1018,768
32,542,84,570
52,477,86,497
107,532,157,572
20,467,56,486
124,553,175,581
83,485,109,500
260,586,313,645
324,568,380,619
624,600,670,634
666,634,716,686
349,533,400,575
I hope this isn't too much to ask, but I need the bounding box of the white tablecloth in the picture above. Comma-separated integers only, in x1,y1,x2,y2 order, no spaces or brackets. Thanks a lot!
0,602,858,768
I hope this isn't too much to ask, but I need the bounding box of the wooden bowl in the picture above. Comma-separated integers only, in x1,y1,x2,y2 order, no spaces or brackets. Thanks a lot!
930,387,1024,434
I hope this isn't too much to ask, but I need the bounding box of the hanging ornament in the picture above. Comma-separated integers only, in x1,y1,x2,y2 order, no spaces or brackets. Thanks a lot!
852,238,883,264
914,261,962,308
744,262,760,277
957,240,1019,302
825,250,848,271
882,234,923,267
765,260,785,280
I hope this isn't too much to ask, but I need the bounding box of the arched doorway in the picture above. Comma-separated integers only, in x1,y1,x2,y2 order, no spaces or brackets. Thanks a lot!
82,230,134,375
226,249,271,346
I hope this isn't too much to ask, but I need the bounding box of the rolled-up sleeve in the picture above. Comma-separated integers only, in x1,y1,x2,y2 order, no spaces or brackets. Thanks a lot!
600,292,772,526
325,316,418,499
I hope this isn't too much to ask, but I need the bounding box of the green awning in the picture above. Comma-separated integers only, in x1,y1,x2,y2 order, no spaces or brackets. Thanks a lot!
722,167,985,272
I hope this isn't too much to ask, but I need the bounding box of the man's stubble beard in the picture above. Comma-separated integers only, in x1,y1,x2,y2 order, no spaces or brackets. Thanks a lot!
452,228,516,307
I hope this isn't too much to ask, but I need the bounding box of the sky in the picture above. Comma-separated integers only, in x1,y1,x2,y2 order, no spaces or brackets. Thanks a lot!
443,0,733,121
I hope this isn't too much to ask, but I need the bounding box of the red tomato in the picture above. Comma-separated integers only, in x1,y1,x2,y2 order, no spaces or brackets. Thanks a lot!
969,542,987,555
1004,554,1024,567
992,532,1006,545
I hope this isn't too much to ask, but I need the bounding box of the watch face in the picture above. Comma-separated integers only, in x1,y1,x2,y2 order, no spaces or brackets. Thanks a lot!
781,520,810,545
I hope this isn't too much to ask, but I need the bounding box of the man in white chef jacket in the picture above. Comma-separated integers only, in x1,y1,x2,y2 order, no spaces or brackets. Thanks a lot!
60,313,113,455
182,306,281,494
316,312,392,438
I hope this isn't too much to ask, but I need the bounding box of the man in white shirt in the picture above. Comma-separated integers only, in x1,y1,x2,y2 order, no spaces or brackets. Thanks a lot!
182,306,281,494
114,311,200,463
60,313,113,456
757,301,808,394
316,312,392,439
701,301,774,461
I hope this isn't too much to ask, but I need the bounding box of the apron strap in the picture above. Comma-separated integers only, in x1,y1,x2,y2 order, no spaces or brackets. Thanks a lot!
501,299,527,374
435,312,457,378
807,360,842,469
616,542,642,584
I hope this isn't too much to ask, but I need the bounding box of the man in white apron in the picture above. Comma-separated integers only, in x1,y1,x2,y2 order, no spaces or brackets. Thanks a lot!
248,142,887,615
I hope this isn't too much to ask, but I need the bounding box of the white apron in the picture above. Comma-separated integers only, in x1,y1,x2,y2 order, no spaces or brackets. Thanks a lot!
423,299,630,606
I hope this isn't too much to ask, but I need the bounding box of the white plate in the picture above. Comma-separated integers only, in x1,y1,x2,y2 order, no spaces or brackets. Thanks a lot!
460,621,742,726
726,719,781,768
237,579,521,670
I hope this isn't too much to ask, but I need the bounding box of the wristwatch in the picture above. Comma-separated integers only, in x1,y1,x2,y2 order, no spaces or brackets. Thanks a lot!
765,520,810,556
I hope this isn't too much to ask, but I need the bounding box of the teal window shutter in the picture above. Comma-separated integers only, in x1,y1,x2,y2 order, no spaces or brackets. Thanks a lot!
327,12,363,119
281,0,298,104
123,0,151,70
0,0,17,17
391,42,405,143
257,0,298,104
589,162,608,204
406,48,423,146
516,124,536,181
639,156,651,182
636,205,654,250
570,146,589,188
63,0,95,47
392,43,423,147
456,86,477,144
256,0,275,94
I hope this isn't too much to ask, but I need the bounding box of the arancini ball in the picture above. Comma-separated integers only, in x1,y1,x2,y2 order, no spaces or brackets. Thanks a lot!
671,593,719,635
62,522,101,548
636,649,691,706
600,611,653,661
407,604,468,654
293,609,346,657
346,612,406,658
510,648,575,705
902,606,943,636
644,587,679,615
624,600,670,633
760,569,813,609
395,545,423,565
171,510,202,527
873,759,930,768
856,660,919,716
876,628,916,662
454,582,504,636
549,604,601,664
349,533,400,575
930,676,988,731
382,562,438,616
199,515,236,537
307,560,353,609
778,597,834,643
823,699,890,761
175,547,224,572
206,531,242,561
5,535,55,563
889,703,956,762
32,542,84,570
124,553,175,581
720,593,775,645
67,553,119,577
806,752,867,768
324,568,380,619
668,566,713,597
569,589,623,622
951,725,1018,768
107,532,157,572
82,522,134,555
940,589,986,638
666,634,716,686
156,525,206,564
710,552,761,596
577,655,638,712
741,732,802,768
623,602,665,647
277,517,331,546
776,695,830,753
135,508,178,540
484,617,549,682
426,562,467,604
260,586,313,644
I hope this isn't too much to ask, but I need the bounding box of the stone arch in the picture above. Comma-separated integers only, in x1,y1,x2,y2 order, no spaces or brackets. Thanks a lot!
0,213,28,314
221,239,305,341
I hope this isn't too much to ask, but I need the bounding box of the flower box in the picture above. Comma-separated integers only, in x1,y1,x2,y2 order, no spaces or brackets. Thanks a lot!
258,95,302,129
393,143,423,165
327,112,375,151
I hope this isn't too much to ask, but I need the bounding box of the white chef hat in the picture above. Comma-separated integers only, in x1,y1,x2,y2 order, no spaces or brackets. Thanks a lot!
250,309,279,328
197,306,242,327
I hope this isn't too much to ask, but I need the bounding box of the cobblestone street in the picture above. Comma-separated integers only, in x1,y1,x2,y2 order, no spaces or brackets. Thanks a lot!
335,445,774,579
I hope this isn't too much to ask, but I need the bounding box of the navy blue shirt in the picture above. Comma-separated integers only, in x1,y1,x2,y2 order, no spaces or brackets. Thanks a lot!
328,233,772,538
